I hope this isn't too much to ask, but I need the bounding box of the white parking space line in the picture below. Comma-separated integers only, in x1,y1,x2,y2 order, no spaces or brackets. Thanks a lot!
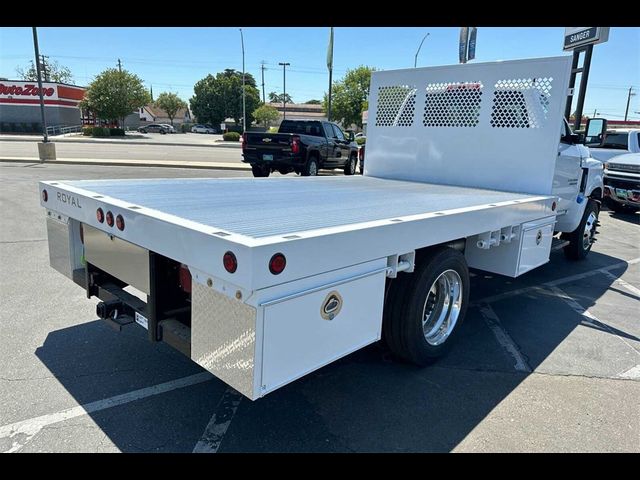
193,387,243,453
546,285,640,356
617,365,640,380
0,372,213,453
473,257,640,306
600,270,640,298
478,303,531,373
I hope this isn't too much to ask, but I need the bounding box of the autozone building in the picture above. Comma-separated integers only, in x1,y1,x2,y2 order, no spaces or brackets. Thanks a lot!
0,80,85,133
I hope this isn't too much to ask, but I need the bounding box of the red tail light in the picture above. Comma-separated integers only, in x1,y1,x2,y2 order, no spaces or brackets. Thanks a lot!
96,208,105,223
359,146,364,161
241,133,247,152
291,136,301,154
223,251,238,273
269,253,286,275
106,211,114,227
116,214,125,231
178,263,192,294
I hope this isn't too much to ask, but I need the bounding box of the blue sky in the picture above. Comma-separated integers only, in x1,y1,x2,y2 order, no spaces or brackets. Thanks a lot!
1,27,638,120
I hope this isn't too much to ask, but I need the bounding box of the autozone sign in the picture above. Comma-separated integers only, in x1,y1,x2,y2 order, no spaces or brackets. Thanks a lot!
0,83,55,97
0,80,85,107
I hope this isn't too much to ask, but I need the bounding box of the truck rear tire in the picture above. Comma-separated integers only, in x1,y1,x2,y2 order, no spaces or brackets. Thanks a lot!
563,199,599,260
302,157,319,176
251,165,270,177
383,247,470,365
344,154,357,175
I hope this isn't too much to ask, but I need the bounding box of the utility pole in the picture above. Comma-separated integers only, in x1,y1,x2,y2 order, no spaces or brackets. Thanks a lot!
117,58,123,128
32,27,48,143
327,27,334,122
278,62,290,120
624,87,635,121
261,61,266,104
593,108,598,117
239,28,246,133
40,55,49,82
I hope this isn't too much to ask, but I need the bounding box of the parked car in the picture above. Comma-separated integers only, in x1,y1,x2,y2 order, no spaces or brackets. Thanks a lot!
355,132,366,139
138,124,171,134
191,124,217,134
160,124,176,133
603,152,640,213
588,129,640,162
241,119,359,177
358,143,365,174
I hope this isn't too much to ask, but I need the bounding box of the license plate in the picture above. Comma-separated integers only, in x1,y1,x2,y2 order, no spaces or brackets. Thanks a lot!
615,188,628,199
263,154,273,161
135,312,148,329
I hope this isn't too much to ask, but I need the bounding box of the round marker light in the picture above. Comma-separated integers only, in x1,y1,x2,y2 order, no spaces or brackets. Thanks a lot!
116,214,125,231
106,211,114,227
42,189,48,202
551,201,557,211
269,253,286,275
96,208,105,223
223,251,238,273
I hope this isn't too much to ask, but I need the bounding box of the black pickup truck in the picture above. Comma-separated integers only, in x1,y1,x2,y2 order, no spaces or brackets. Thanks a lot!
241,120,359,177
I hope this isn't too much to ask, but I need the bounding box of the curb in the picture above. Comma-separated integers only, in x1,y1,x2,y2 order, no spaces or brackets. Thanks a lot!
0,157,251,171
0,136,242,149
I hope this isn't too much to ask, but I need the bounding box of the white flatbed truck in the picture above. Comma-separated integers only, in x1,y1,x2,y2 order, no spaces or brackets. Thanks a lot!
40,56,607,400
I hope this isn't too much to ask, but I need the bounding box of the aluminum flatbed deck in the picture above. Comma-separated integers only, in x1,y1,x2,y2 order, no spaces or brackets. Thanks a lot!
60,175,545,239
41,175,555,290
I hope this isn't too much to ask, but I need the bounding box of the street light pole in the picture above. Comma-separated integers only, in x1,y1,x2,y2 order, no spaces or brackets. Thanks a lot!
414,32,430,68
278,62,290,120
32,27,48,143
240,28,246,133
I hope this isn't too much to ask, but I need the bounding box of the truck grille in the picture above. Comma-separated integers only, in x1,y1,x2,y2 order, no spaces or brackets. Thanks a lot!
607,163,640,174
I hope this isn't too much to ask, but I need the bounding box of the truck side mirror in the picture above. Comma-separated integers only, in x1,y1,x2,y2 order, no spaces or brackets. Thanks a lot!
584,118,607,147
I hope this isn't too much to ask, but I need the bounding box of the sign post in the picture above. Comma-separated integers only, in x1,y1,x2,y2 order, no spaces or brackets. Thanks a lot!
459,27,469,64
563,27,610,131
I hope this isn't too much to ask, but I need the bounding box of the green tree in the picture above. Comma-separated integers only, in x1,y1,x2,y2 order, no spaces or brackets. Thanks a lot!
268,91,293,104
16,59,73,84
305,99,322,105
253,104,280,127
154,92,187,126
190,69,260,127
79,68,150,127
323,66,376,128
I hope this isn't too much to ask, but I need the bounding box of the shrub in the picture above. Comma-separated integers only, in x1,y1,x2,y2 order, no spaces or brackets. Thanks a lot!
181,123,194,133
83,127,94,136
92,127,111,137
355,136,366,146
109,128,125,136
223,131,241,141
268,126,279,133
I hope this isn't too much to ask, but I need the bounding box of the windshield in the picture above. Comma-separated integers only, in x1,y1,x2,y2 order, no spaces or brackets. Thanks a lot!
594,133,629,150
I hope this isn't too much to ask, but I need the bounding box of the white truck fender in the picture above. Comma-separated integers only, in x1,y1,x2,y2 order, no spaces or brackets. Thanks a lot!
582,157,604,199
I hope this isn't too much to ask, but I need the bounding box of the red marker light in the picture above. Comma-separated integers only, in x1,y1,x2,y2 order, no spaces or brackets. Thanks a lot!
269,253,286,275
116,214,125,231
96,208,105,223
223,251,238,273
106,211,114,227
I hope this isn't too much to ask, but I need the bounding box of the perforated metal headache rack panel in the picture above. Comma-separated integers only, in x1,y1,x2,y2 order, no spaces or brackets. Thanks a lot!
64,176,538,239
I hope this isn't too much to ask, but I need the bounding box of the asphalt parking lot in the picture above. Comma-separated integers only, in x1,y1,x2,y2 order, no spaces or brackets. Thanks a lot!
1,162,638,453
